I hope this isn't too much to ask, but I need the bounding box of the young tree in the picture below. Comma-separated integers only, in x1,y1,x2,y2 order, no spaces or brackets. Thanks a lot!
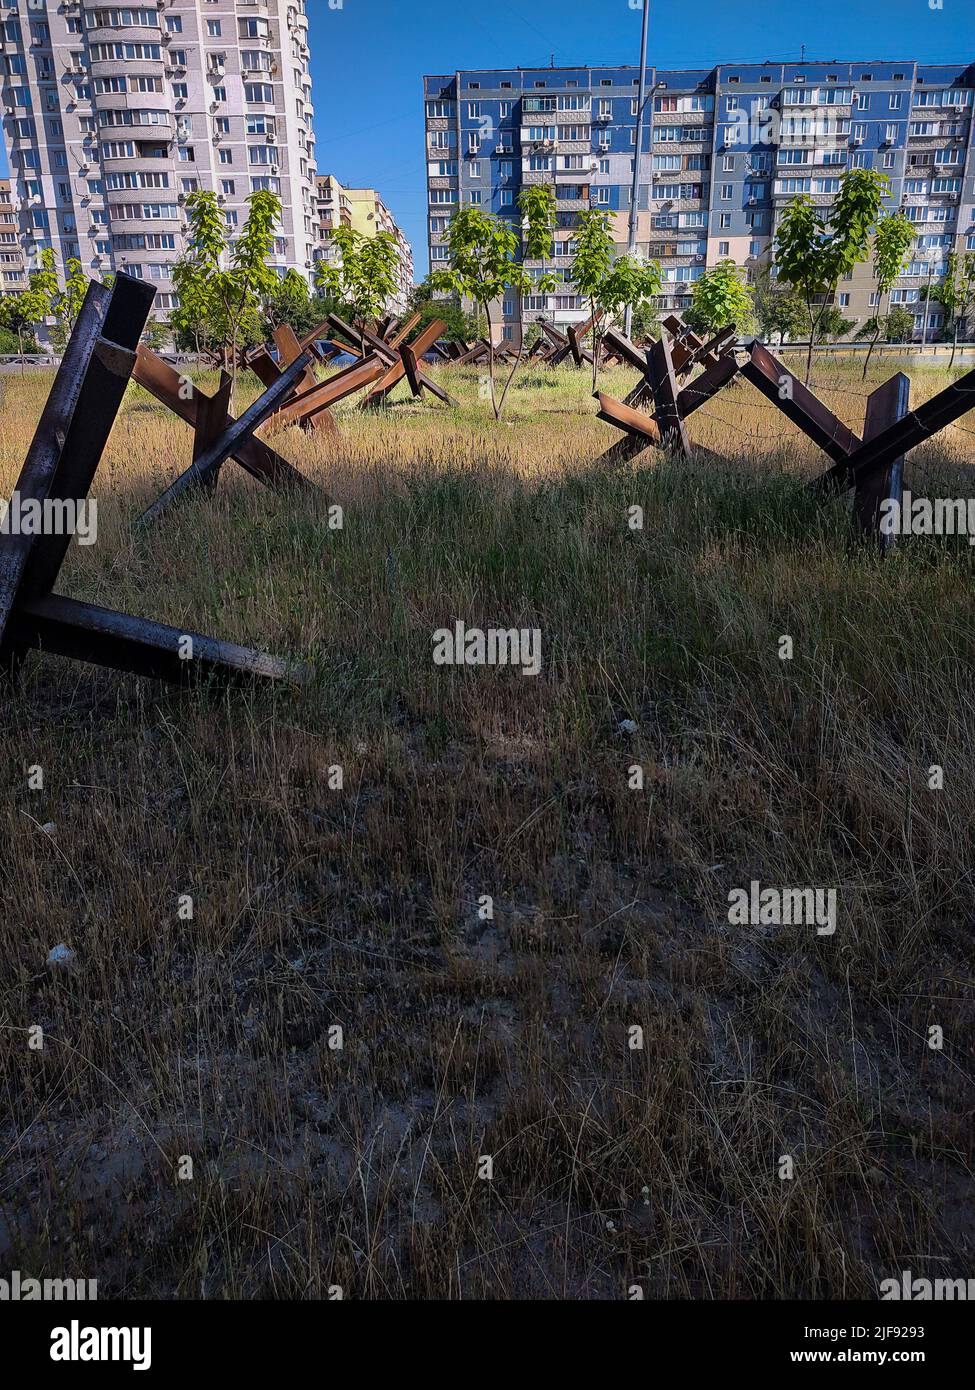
751,262,806,344
407,277,479,342
495,183,558,408
774,168,889,385
814,305,857,341
684,259,756,340
860,211,915,378
0,247,57,370
50,256,88,350
629,300,661,344
885,306,916,343
939,250,975,368
570,208,661,390
429,196,556,419
314,225,399,354
262,267,319,340
172,189,281,396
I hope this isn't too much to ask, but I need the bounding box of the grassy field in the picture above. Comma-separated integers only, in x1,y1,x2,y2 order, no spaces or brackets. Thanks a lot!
0,350,973,1299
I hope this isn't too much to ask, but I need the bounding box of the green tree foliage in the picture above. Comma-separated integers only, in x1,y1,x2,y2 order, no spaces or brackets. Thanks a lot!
261,267,320,340
939,250,975,366
774,168,889,384
813,305,857,341
570,208,661,389
49,256,88,350
429,193,556,419
407,278,479,343
171,189,281,392
629,300,661,344
0,247,57,369
314,225,399,352
751,262,807,344
861,211,915,378
685,259,756,340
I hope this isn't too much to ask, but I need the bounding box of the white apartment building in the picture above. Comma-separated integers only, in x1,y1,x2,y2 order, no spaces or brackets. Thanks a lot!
0,0,318,324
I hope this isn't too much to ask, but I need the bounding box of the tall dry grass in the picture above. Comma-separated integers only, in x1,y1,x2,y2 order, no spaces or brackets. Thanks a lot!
0,352,972,1298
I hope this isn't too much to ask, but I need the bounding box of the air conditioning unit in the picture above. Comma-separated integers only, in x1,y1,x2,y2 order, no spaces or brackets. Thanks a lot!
270,164,279,175
850,135,863,145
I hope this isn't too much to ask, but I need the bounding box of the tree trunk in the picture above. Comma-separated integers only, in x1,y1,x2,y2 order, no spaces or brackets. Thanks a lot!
862,320,882,381
949,315,959,370
804,301,816,387
484,303,498,420
496,316,527,420
590,297,599,395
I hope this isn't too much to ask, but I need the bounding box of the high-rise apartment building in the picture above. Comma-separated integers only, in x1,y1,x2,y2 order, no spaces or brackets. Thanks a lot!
0,176,28,295
424,60,975,343
316,173,414,315
0,0,318,325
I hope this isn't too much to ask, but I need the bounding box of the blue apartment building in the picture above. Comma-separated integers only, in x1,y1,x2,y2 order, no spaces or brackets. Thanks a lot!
424,59,975,342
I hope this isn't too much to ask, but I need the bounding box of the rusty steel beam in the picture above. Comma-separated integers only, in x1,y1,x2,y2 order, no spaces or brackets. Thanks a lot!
814,364,975,495
0,279,111,650
20,277,156,603
742,341,861,464
137,353,313,526
360,318,448,408
645,335,690,456
9,594,308,687
853,372,910,550
2,274,305,693
132,348,316,489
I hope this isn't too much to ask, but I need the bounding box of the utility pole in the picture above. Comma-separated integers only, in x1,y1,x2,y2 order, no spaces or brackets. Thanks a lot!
624,0,651,336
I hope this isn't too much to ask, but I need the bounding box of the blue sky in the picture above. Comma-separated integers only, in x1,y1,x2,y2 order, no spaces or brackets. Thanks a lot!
2,0,971,275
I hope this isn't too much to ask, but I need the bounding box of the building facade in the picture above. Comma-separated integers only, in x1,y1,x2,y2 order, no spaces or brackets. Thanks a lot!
424,60,975,342
0,176,28,295
316,173,414,315
0,0,319,325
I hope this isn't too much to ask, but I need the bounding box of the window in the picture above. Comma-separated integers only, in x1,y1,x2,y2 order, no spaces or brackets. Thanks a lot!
166,16,182,32
838,293,850,306
720,184,732,199
718,240,730,255
888,92,902,109
723,155,734,171
749,239,761,256
207,19,221,36
718,213,731,228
